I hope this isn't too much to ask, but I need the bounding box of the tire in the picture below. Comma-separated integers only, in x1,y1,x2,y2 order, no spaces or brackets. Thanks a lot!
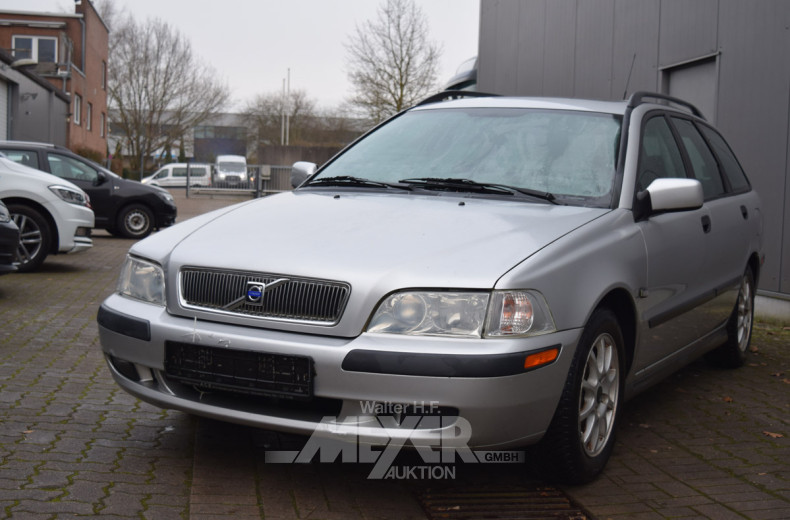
116,204,154,239
8,204,52,272
537,308,625,484
705,268,755,368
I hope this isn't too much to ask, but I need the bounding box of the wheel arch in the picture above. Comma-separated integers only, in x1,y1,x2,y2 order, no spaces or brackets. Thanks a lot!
748,252,761,286
596,288,637,375
1,197,60,254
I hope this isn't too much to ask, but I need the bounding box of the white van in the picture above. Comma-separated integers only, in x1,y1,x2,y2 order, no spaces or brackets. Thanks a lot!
143,163,211,187
214,155,247,185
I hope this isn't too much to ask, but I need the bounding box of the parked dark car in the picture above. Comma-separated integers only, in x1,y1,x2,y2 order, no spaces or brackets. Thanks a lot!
0,141,177,238
0,200,20,274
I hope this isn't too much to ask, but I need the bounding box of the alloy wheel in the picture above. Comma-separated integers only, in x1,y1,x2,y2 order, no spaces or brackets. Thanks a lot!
13,213,43,266
736,275,753,352
578,332,620,457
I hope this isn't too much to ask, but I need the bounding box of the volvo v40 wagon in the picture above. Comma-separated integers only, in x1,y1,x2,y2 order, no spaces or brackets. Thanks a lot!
98,92,762,483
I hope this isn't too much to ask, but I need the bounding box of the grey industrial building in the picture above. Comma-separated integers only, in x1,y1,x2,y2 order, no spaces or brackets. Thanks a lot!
476,0,790,307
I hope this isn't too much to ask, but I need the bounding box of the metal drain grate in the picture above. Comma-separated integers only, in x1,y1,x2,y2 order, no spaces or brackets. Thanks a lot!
417,486,589,520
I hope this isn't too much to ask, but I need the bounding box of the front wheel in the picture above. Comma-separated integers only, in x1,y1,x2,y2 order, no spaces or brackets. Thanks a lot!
706,268,755,368
116,204,153,239
537,308,625,484
8,204,52,272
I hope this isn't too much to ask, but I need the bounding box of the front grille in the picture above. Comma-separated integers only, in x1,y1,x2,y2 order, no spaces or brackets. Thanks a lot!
179,267,350,325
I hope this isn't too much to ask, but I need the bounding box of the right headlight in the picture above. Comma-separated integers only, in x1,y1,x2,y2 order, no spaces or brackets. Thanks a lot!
117,255,166,306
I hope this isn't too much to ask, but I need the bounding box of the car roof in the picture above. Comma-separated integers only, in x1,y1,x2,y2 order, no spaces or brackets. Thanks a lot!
412,95,630,116
411,91,705,120
0,140,61,150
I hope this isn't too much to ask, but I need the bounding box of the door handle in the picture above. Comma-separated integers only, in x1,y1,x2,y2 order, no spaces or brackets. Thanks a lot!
701,215,712,233
740,205,748,219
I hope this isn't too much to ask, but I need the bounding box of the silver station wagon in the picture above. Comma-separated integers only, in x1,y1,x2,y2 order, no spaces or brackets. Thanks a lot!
98,92,763,483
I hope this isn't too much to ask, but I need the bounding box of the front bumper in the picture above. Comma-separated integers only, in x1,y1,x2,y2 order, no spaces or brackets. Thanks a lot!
156,201,177,228
55,205,94,254
98,293,582,448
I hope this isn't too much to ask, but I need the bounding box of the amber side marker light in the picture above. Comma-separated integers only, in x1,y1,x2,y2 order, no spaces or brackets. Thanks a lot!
524,347,559,370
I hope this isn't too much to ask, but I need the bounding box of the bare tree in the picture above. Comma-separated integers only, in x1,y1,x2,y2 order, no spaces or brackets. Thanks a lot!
93,0,126,32
108,17,229,172
345,0,442,123
242,89,317,146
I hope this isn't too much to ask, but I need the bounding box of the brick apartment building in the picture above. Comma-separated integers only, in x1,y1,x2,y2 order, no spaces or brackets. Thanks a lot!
0,0,109,158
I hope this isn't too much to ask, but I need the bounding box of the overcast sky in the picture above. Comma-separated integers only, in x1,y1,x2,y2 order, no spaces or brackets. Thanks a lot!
2,0,480,111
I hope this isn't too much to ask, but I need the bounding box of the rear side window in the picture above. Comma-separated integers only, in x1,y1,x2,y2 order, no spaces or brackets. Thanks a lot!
637,116,687,191
1,149,39,169
173,168,188,177
699,126,750,192
672,118,725,199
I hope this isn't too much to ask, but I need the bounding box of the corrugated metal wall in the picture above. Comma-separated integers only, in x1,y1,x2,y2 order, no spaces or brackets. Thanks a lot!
477,0,790,295
0,79,7,141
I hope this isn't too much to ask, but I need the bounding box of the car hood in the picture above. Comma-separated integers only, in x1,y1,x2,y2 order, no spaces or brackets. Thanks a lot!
150,191,608,287
114,175,170,195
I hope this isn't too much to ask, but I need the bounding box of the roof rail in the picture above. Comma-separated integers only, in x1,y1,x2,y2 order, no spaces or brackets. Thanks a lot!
627,91,705,120
416,90,500,107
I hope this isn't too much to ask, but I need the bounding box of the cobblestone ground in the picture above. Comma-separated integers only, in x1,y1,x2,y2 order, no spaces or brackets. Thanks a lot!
564,324,790,520
0,190,788,519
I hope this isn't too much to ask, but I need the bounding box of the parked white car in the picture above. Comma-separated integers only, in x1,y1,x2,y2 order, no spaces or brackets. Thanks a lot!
142,163,211,187
0,156,94,272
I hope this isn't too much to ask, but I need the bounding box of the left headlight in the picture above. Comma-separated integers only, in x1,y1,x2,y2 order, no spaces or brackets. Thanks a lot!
155,190,174,204
49,185,90,206
117,255,166,305
367,289,556,338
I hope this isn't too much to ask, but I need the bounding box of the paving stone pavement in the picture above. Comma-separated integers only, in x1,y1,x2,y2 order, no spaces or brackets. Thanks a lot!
0,189,788,519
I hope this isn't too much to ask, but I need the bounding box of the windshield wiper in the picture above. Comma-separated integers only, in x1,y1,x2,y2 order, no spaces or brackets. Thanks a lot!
305,175,411,191
399,177,556,204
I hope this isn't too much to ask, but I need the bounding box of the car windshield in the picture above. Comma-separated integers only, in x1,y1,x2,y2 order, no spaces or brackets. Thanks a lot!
312,107,622,206
219,163,246,173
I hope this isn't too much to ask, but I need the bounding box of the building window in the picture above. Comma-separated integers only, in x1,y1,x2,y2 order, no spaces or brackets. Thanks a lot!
100,113,106,137
73,95,81,125
86,103,92,131
101,61,107,90
12,35,57,63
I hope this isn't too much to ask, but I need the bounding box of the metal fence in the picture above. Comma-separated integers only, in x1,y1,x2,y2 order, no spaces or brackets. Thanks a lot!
185,164,292,198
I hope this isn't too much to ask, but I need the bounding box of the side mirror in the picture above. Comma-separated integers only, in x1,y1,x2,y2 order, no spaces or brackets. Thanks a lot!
291,161,316,188
635,178,704,220
95,170,107,186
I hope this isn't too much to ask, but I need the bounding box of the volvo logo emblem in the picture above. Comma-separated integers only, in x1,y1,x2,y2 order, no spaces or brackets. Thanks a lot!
224,278,290,310
246,282,265,305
